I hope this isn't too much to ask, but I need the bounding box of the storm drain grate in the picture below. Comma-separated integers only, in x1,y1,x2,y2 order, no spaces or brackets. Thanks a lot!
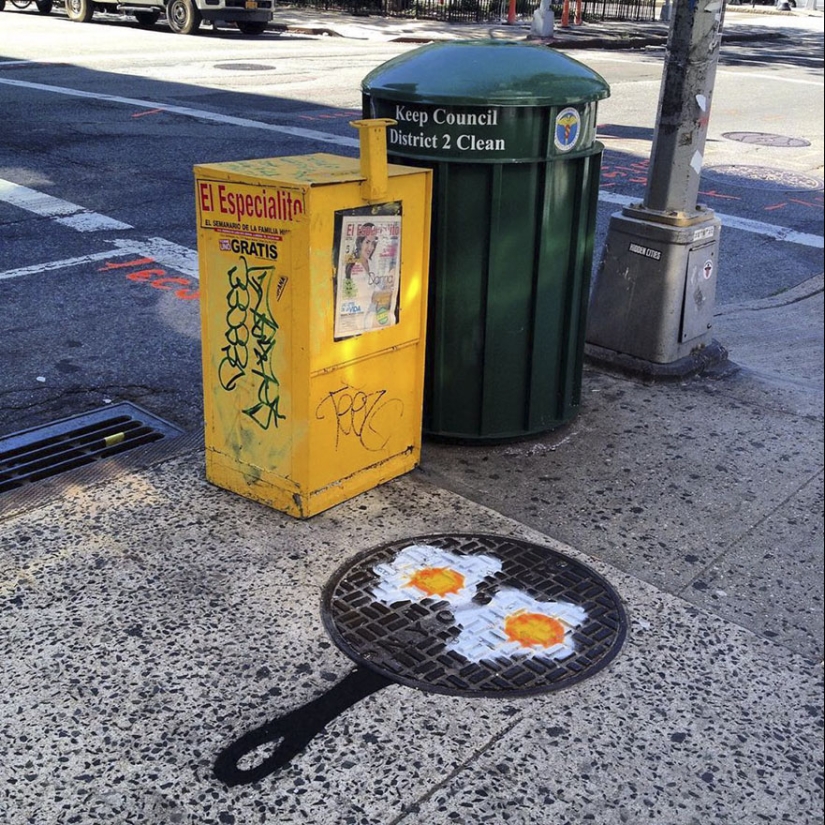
0,402,184,494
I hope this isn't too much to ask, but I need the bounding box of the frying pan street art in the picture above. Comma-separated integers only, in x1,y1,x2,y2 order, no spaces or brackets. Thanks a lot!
213,534,627,786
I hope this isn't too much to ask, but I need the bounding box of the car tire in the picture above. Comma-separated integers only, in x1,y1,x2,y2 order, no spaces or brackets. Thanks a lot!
135,8,160,25
66,0,94,21
36,0,53,11
0,0,6,11
237,20,267,35
167,0,201,34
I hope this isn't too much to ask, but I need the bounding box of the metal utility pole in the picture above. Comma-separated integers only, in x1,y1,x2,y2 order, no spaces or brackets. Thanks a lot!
587,0,727,374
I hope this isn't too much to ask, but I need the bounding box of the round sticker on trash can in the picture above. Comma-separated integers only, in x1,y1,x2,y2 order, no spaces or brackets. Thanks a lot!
555,107,581,153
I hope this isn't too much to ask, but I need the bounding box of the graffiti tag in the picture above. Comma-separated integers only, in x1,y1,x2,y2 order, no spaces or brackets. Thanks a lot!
218,256,285,430
315,385,403,452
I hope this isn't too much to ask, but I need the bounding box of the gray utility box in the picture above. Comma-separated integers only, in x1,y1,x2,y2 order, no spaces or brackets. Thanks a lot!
587,207,721,364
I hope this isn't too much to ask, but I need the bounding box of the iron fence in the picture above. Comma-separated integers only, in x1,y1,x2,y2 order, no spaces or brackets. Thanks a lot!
274,0,655,23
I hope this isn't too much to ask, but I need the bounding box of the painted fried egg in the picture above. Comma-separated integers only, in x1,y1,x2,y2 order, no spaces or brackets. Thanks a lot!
446,588,587,663
371,544,502,607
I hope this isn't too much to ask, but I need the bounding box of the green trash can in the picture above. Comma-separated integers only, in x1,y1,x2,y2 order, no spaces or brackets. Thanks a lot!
361,41,610,442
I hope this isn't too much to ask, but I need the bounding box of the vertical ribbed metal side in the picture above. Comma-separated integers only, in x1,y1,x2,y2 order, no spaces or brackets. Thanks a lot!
417,145,604,442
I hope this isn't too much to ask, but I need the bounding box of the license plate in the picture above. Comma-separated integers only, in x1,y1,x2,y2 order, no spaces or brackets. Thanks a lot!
245,1,257,7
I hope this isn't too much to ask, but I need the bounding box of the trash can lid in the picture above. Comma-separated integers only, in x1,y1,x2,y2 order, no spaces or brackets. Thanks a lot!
362,40,610,107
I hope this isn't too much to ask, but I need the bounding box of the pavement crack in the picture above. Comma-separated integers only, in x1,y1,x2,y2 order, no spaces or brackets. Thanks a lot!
387,713,526,825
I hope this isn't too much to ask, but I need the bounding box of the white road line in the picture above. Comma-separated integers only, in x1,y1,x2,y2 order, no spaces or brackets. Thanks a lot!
598,191,824,249
0,238,199,282
0,250,117,282
110,237,199,279
56,213,132,232
0,178,133,231
0,77,361,149
716,69,824,87
580,56,825,86
717,214,824,249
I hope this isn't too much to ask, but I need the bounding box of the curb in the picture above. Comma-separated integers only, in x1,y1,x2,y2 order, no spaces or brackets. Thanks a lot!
714,272,825,315
277,22,788,48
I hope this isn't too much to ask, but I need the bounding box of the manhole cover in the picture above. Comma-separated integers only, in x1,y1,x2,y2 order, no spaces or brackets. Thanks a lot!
702,165,823,192
722,131,811,148
214,533,628,785
213,63,277,72
0,402,183,493
323,533,627,698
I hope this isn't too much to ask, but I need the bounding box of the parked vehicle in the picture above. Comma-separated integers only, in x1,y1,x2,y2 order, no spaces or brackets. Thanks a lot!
0,0,274,34
0,0,54,12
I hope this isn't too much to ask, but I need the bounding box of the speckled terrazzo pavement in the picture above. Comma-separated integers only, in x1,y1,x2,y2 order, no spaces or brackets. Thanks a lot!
1,423,823,824
422,274,825,666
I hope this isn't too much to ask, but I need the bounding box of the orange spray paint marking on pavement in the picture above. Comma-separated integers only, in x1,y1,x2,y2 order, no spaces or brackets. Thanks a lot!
99,257,154,270
98,258,199,301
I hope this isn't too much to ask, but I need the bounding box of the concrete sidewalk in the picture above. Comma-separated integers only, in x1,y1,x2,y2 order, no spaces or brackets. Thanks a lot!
1,277,822,825
269,3,821,45
1,8,823,825
269,11,671,47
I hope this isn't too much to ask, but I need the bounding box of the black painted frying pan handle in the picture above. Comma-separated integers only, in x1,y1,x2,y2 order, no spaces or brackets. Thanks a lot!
213,666,391,786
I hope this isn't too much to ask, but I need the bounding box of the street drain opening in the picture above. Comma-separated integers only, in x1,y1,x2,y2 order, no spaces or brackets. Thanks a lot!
0,402,184,494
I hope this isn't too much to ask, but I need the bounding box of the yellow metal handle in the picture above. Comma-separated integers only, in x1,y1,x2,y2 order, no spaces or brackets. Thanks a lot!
350,118,397,202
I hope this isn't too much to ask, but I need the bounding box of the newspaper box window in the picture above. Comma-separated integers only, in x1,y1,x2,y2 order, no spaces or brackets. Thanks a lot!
333,207,402,340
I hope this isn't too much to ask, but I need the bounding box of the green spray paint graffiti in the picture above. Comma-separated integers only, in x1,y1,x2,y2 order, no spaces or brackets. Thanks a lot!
218,256,286,430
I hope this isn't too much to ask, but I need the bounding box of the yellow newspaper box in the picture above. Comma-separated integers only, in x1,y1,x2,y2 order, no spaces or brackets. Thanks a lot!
194,121,432,518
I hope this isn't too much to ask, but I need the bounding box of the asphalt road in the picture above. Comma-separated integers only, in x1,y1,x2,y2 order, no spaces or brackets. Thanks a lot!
0,9,822,441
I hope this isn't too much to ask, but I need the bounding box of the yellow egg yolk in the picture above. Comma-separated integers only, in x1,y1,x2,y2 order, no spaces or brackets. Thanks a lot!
407,566,465,598
504,611,565,648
